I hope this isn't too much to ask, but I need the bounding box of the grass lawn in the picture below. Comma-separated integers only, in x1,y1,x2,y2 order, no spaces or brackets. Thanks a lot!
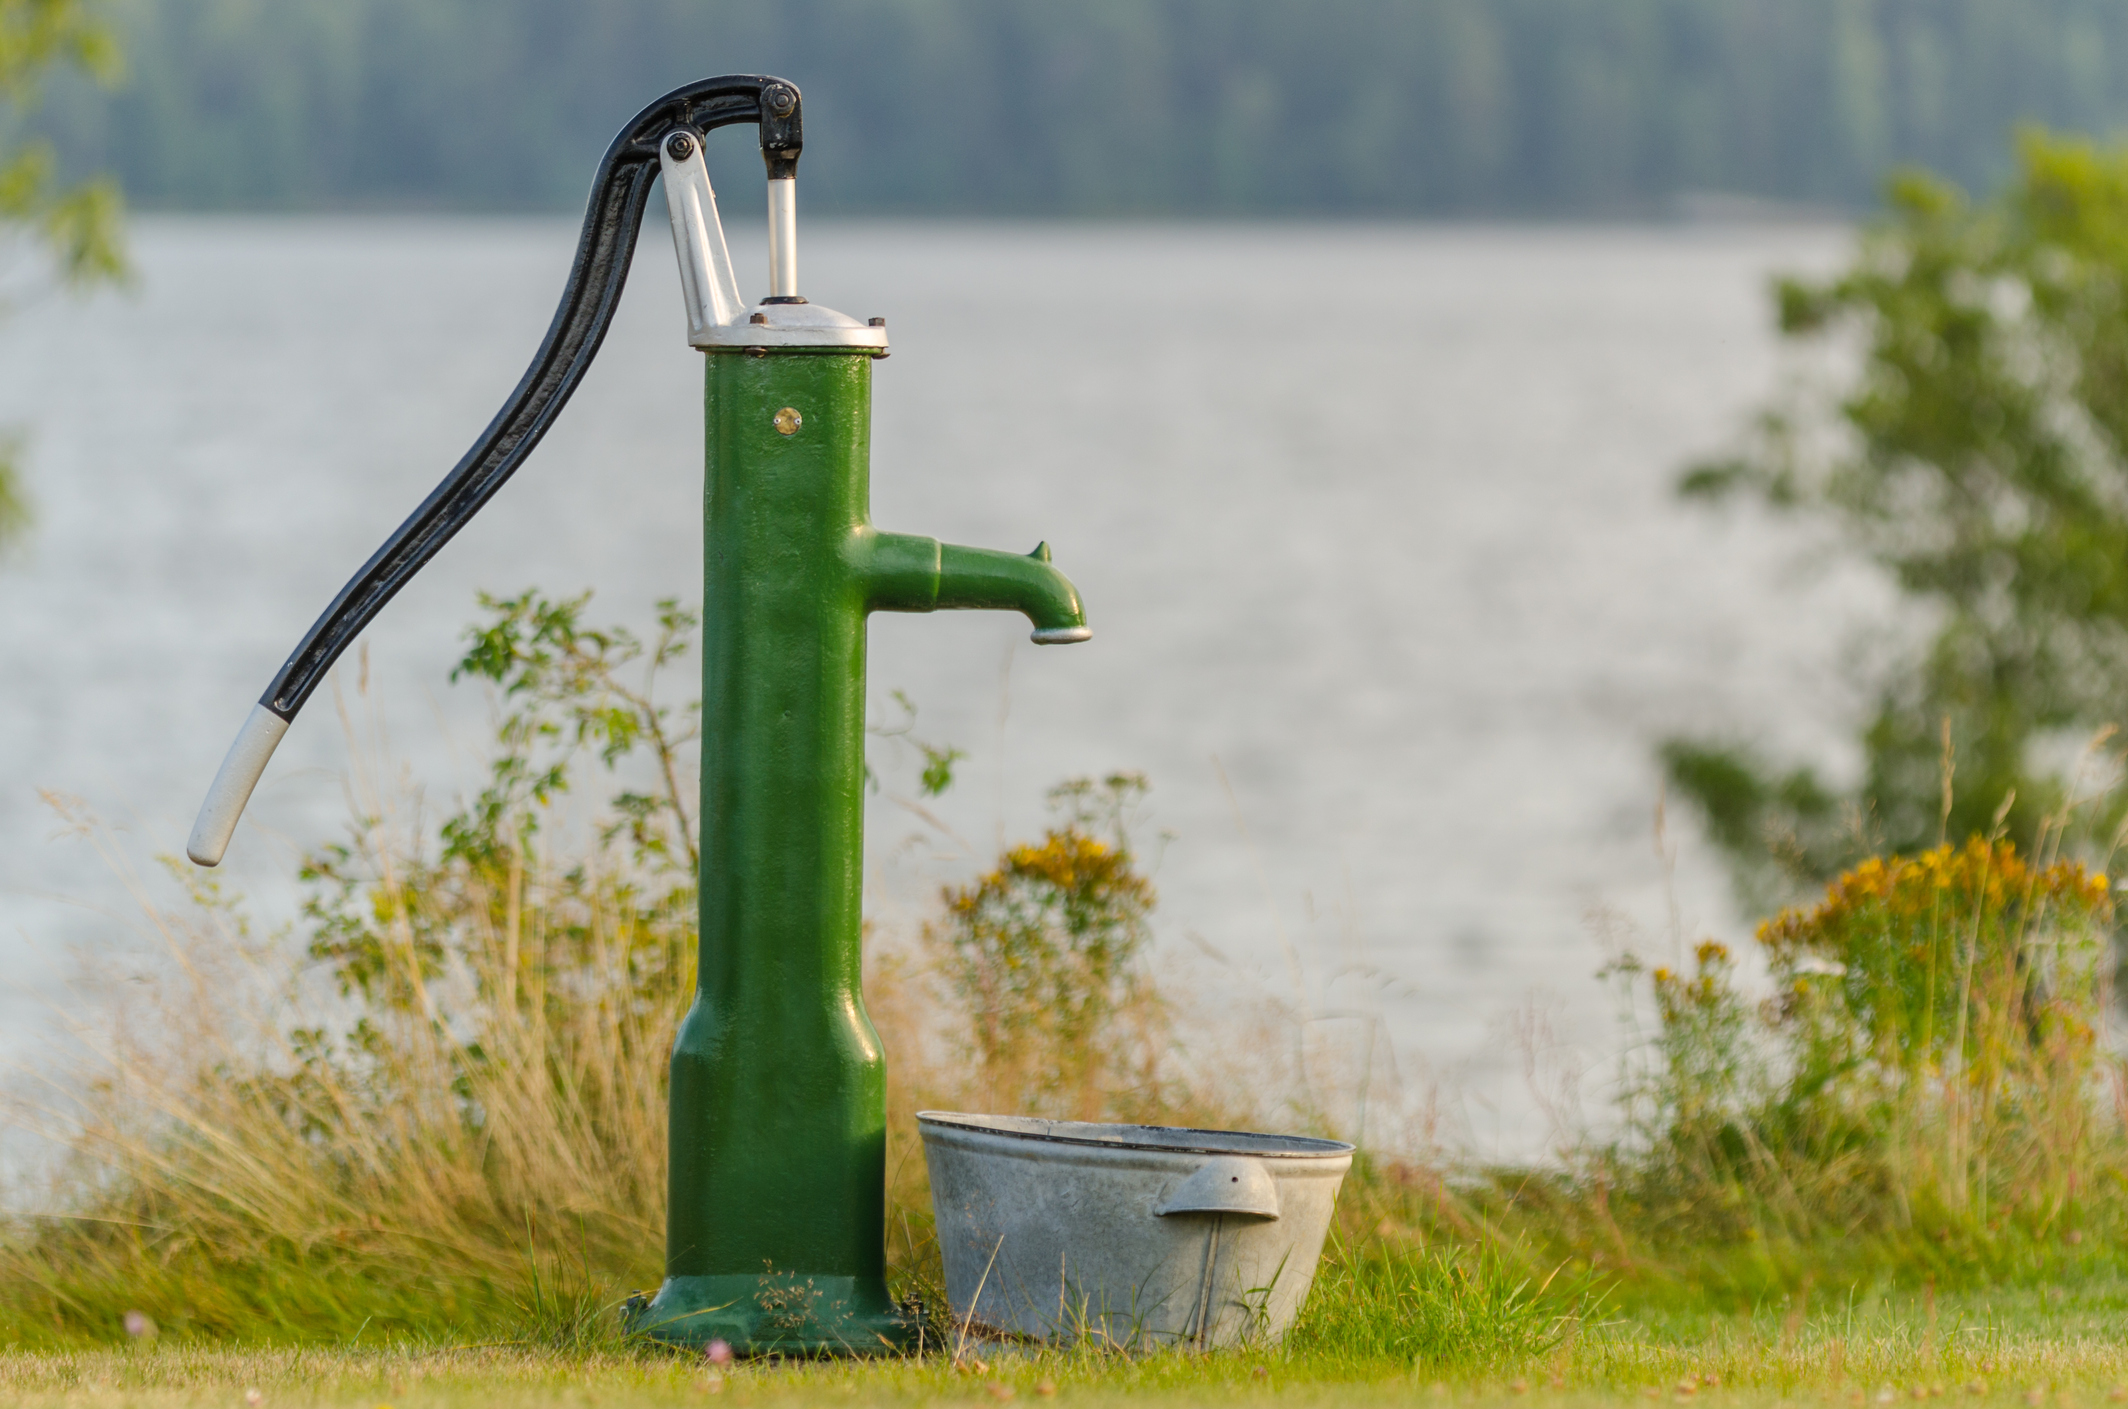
10,1285,2128,1409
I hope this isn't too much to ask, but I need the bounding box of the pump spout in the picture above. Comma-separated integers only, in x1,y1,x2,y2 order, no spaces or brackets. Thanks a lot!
938,540,1090,643
857,535,1089,643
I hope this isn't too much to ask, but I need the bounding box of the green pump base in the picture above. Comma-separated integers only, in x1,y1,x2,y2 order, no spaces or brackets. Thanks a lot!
627,1274,922,1356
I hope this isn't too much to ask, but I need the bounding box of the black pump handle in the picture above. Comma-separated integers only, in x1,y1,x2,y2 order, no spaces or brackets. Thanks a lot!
260,74,801,722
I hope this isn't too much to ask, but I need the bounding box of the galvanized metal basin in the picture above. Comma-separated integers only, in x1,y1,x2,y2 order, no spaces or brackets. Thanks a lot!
918,1111,1354,1349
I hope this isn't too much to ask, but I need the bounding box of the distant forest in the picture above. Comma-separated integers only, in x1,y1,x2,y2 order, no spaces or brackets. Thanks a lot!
34,0,2128,215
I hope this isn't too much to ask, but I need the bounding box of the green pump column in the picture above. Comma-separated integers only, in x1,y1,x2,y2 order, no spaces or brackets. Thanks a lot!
635,339,1088,1355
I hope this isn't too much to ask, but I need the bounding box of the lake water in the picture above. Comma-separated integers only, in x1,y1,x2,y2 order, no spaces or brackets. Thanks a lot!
0,216,1879,1157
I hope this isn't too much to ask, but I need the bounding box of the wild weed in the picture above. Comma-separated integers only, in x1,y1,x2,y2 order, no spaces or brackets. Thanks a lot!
1631,839,2108,1229
921,772,1171,1122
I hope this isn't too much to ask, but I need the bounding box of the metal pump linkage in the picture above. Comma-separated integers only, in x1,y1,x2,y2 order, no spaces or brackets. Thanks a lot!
185,74,1089,1354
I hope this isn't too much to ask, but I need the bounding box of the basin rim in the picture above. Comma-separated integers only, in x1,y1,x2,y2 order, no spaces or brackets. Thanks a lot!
916,1109,1354,1161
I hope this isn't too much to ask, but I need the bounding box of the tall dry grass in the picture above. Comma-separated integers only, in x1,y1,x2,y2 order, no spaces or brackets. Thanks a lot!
4,788,676,1340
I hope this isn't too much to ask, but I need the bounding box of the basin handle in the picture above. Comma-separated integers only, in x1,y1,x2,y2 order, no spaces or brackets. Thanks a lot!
186,74,802,867
1154,1156,1281,1220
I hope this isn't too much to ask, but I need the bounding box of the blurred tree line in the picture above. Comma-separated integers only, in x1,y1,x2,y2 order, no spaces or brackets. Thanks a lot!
34,0,2128,215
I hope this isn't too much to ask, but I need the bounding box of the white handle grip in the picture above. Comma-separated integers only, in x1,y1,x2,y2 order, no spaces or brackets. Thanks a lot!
186,704,289,867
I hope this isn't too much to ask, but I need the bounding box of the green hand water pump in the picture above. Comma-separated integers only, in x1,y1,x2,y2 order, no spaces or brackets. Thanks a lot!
185,75,1090,1354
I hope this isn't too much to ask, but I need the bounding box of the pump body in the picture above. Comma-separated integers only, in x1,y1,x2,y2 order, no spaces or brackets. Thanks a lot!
183,75,1087,1357
656,349,901,1349
641,345,1083,1353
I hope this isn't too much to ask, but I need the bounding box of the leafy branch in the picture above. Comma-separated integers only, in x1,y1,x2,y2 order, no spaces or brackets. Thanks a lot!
451,589,702,874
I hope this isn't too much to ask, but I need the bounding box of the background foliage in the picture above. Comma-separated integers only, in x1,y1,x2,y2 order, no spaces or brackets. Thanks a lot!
0,0,123,557
34,0,2128,215
1671,131,2128,901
